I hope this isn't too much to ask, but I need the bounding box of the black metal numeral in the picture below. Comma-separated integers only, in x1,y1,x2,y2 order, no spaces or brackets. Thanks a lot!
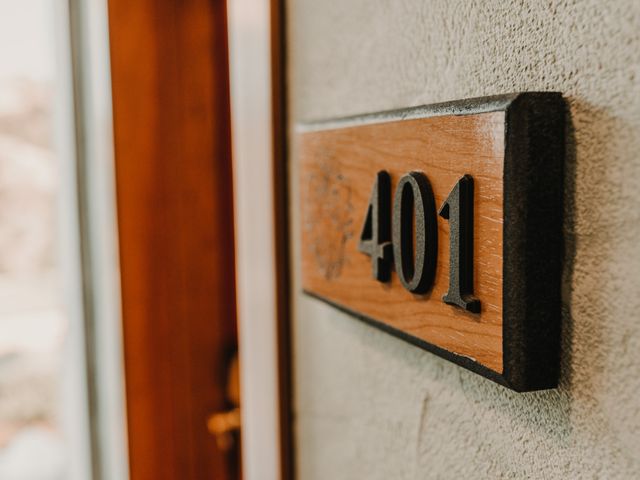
392,172,438,294
359,172,479,306
438,175,481,313
358,171,393,281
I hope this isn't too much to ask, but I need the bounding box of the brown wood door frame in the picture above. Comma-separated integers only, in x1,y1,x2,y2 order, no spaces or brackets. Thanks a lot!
108,0,240,479
108,0,291,479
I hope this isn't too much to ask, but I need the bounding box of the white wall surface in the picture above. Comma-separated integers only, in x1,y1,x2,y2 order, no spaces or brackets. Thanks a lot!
287,1,640,478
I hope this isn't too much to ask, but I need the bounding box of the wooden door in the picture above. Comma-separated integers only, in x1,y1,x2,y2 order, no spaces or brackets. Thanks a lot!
107,1,239,479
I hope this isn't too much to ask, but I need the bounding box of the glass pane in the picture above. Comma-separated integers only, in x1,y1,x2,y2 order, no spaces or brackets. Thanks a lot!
0,0,69,478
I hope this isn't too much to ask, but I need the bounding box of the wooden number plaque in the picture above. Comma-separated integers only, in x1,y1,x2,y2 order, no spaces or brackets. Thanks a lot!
298,93,565,391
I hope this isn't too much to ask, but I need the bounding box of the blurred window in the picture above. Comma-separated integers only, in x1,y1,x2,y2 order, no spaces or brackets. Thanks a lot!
0,0,69,478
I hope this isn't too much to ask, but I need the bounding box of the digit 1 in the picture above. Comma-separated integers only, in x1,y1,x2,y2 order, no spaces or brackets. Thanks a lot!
438,174,481,313
392,172,437,294
358,171,393,281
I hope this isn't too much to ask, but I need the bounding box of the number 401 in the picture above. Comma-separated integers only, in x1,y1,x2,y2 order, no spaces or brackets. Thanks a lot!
358,171,481,313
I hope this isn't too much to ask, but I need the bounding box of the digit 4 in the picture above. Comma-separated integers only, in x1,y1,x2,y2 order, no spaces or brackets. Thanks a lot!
358,170,393,281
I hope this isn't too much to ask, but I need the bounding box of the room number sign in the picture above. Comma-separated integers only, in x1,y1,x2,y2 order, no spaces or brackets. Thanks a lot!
298,93,565,391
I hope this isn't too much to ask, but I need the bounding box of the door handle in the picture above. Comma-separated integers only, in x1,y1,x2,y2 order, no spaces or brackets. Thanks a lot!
207,354,241,451
207,407,241,451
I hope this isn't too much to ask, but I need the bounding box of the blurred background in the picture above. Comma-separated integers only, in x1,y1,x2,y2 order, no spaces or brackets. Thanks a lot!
0,0,246,479
0,0,68,478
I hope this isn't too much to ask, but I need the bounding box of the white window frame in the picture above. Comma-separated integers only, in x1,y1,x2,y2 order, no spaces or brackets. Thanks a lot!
55,1,129,479
227,0,285,479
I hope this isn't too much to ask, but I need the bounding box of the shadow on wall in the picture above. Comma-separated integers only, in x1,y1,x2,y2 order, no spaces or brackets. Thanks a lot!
453,97,579,439
454,95,640,469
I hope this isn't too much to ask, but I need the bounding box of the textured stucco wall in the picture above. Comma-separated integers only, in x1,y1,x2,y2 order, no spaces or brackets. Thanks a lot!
287,1,640,478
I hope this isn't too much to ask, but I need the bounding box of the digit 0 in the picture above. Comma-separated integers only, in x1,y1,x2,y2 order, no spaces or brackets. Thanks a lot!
392,172,438,294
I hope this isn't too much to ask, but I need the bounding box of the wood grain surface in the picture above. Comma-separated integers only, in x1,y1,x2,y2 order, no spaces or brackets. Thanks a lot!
299,112,505,373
